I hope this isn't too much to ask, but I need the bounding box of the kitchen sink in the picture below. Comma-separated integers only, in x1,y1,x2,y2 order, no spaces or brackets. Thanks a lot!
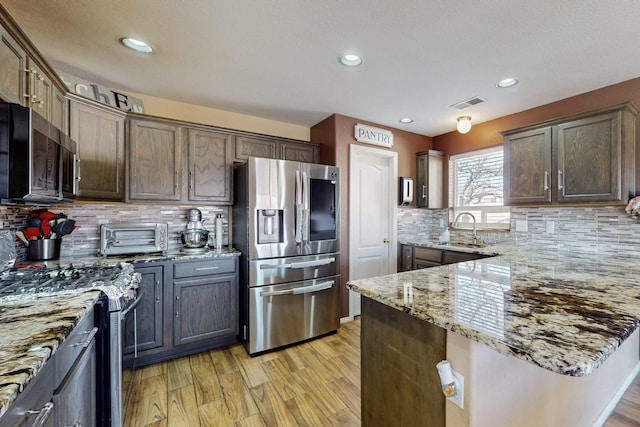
446,242,486,249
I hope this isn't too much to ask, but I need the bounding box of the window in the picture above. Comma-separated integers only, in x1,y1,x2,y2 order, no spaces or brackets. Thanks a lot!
449,146,510,230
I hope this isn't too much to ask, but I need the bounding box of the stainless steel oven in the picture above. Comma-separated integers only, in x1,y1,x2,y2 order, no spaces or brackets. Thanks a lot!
233,158,341,355
0,263,140,427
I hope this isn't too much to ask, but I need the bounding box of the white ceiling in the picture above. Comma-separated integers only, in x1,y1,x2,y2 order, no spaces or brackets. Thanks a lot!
4,0,640,137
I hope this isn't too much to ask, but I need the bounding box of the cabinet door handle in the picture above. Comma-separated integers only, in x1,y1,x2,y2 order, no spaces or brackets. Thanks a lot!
558,170,564,191
175,170,179,190
422,185,427,199
175,295,179,317
24,68,36,103
543,171,549,191
189,171,193,190
35,73,45,107
75,157,81,183
155,280,160,303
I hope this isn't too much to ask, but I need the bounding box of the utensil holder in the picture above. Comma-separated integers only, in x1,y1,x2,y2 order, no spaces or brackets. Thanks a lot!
28,239,61,260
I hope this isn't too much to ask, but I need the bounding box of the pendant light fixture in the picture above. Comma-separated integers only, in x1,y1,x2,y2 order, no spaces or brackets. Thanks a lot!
456,116,472,134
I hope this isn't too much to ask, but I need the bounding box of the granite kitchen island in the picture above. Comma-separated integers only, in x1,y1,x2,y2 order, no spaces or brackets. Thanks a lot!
348,242,640,427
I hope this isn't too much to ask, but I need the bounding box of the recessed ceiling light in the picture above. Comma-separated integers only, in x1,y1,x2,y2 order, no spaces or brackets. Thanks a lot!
399,117,413,123
120,37,153,53
339,54,363,67
496,78,518,88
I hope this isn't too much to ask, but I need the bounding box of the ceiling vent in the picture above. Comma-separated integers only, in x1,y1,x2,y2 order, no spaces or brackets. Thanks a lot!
449,96,486,111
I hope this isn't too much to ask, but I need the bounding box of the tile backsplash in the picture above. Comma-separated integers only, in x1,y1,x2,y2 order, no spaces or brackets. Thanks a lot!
509,205,640,253
397,205,640,253
5,202,639,262
2,202,229,261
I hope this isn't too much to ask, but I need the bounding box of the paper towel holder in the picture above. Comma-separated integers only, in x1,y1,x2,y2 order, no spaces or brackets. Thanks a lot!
399,177,414,205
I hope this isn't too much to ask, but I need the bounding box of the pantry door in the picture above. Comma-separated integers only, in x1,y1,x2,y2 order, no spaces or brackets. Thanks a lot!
349,144,397,317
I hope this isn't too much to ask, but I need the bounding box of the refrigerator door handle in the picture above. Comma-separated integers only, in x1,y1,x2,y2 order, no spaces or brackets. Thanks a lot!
302,171,309,242
292,280,334,295
259,257,336,270
260,280,335,297
295,170,303,243
260,288,294,297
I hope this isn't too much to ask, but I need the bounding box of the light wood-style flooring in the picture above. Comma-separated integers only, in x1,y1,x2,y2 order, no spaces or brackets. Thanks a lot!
123,319,361,427
123,316,640,427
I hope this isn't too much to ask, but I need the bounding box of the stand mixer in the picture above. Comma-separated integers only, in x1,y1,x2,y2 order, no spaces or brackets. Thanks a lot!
180,208,210,253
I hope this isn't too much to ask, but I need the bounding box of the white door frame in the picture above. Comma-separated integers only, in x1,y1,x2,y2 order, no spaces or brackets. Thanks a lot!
348,144,398,320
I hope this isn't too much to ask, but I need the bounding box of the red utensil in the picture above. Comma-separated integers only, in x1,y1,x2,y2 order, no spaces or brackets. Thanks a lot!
23,226,42,240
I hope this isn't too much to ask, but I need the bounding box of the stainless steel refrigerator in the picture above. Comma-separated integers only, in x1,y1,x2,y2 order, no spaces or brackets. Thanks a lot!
232,157,340,355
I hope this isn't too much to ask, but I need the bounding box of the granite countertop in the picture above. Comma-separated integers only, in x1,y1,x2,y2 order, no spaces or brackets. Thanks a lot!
0,291,101,420
348,241,640,377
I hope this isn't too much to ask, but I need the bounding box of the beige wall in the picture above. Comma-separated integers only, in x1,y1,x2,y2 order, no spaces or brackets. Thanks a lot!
124,90,311,141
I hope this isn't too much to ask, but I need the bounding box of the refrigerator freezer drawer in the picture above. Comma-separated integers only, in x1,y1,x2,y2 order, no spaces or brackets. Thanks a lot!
247,275,340,354
249,253,340,286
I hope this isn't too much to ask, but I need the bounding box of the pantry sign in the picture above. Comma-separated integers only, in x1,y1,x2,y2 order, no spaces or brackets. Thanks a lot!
354,123,394,148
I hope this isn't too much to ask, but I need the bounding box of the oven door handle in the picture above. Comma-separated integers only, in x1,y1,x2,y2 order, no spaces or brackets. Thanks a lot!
260,280,334,297
120,289,144,319
260,257,335,270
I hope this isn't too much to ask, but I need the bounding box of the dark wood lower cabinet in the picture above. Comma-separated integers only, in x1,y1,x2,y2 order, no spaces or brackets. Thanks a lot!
399,244,491,272
173,274,238,346
124,263,165,356
124,257,239,368
361,297,445,427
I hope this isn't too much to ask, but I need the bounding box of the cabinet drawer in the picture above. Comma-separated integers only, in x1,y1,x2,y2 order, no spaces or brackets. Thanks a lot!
174,258,236,278
413,247,442,263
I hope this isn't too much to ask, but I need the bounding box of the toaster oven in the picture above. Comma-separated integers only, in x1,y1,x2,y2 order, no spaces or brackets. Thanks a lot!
99,223,168,257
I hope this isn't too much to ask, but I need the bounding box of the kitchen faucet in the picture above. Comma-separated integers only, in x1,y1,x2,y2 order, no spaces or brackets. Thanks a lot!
452,212,478,245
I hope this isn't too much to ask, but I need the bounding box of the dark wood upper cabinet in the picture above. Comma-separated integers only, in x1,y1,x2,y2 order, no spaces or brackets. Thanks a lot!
555,112,622,203
128,116,183,201
0,7,69,127
503,103,637,206
416,150,444,208
187,127,233,203
69,94,126,201
234,134,319,163
0,24,26,105
234,135,277,160
504,127,552,205
279,140,318,163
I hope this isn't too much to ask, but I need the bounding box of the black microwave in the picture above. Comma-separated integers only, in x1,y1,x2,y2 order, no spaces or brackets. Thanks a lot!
0,103,77,204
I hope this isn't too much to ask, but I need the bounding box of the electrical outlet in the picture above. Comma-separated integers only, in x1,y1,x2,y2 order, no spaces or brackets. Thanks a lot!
449,368,464,409
515,220,528,232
